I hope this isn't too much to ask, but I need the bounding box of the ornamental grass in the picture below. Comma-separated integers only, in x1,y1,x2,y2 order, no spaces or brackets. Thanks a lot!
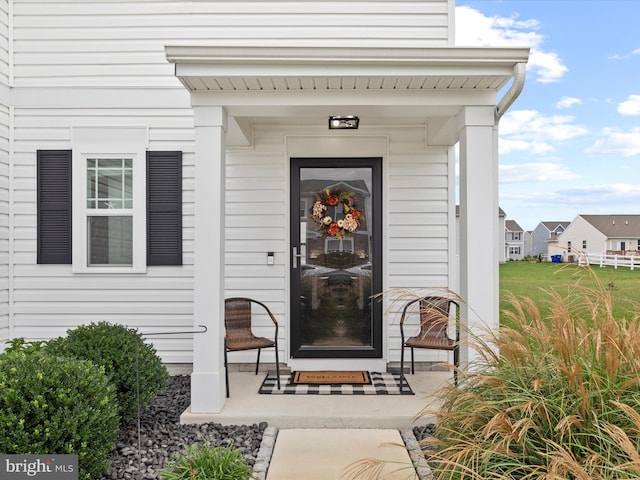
425,268,640,479
159,442,252,480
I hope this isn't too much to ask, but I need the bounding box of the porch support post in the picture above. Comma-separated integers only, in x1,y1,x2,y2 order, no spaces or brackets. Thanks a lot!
191,106,227,413
458,106,499,368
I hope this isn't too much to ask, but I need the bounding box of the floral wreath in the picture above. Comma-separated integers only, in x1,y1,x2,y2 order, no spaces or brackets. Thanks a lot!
311,188,362,239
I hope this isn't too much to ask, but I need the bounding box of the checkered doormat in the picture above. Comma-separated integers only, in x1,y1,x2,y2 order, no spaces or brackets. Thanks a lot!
258,371,414,395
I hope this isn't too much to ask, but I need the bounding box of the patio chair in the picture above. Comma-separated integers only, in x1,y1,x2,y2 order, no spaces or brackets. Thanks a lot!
399,296,460,388
224,297,280,397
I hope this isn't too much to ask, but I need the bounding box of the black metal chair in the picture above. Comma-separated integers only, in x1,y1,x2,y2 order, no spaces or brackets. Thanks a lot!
224,297,280,397
399,296,460,387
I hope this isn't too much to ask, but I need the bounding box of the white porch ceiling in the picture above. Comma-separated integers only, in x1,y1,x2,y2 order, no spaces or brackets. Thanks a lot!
180,73,509,92
166,45,530,139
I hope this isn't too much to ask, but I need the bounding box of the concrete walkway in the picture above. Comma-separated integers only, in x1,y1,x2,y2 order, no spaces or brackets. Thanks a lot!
265,429,420,480
181,369,449,428
179,370,445,479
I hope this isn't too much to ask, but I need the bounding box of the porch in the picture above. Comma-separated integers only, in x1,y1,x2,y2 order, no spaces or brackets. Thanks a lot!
180,366,447,428
165,44,529,414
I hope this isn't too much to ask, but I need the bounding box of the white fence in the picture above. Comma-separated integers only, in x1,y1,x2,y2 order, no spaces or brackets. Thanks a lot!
579,253,640,270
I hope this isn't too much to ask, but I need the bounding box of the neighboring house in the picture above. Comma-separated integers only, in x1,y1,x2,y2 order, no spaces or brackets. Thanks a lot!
455,206,507,265
531,221,570,257
0,0,529,414
551,215,640,261
505,220,525,260
523,231,533,258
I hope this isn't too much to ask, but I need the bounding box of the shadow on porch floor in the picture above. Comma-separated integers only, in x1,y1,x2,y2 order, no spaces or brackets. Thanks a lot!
180,369,448,428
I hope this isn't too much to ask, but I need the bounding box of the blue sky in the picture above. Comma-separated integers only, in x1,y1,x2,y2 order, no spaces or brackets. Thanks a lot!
456,1,640,231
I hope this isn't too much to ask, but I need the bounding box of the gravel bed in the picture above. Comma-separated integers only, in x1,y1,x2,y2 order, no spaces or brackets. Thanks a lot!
98,375,267,480
97,375,437,480
413,424,436,441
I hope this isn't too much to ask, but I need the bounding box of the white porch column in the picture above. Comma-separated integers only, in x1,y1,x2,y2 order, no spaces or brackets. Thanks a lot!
458,106,499,367
191,106,227,413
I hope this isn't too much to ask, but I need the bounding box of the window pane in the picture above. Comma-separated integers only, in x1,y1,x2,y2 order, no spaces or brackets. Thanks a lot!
87,158,133,210
99,158,124,169
97,170,123,206
88,216,133,265
125,171,133,199
86,170,96,208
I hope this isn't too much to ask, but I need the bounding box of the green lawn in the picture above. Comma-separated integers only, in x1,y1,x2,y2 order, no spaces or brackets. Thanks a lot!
499,261,640,322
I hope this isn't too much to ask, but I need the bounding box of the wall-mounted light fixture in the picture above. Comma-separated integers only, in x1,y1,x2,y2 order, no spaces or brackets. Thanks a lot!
328,115,359,130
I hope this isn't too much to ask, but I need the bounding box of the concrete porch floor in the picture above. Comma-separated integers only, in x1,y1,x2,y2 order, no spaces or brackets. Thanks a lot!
180,369,448,428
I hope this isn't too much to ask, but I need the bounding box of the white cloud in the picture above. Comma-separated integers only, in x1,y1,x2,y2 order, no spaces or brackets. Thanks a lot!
455,6,539,47
618,94,640,116
558,184,640,198
586,127,640,157
500,162,581,184
556,96,582,109
526,50,568,84
501,184,640,218
499,109,588,154
499,138,554,155
455,6,568,83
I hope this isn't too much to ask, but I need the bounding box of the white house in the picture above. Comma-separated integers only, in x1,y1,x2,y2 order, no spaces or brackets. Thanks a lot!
0,0,528,413
551,215,640,261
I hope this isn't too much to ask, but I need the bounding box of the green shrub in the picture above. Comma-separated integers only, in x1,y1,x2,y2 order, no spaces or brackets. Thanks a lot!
0,352,119,480
426,271,640,479
3,337,48,356
46,321,169,420
160,442,253,480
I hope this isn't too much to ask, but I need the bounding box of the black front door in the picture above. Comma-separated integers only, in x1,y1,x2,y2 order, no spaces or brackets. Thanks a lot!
290,157,382,358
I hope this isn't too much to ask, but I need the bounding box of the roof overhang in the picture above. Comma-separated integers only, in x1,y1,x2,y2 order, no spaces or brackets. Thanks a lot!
165,45,529,144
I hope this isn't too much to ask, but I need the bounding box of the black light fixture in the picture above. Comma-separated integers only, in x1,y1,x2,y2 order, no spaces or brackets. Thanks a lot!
328,115,359,130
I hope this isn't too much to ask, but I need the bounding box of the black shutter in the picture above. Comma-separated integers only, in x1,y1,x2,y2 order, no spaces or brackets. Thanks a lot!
147,151,183,265
37,150,72,264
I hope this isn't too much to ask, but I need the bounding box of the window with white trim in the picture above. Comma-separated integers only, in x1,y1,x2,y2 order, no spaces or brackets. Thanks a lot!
37,146,183,269
75,151,146,272
70,127,146,272
86,158,134,266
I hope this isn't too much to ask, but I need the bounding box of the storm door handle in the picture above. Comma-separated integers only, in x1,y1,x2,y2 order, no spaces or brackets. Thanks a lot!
292,246,302,269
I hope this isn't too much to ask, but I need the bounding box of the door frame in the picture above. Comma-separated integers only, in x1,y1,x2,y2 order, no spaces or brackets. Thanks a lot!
290,157,383,359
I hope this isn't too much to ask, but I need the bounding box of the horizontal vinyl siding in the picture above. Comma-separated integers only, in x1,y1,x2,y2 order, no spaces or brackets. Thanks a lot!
0,101,8,347
13,0,450,87
223,125,453,364
224,126,286,363
15,120,454,365
0,0,8,348
12,107,196,363
0,0,8,87
11,267,196,363
386,128,451,362
11,1,454,363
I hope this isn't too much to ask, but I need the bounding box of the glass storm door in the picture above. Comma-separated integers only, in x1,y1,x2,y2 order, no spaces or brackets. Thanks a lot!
290,158,382,358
